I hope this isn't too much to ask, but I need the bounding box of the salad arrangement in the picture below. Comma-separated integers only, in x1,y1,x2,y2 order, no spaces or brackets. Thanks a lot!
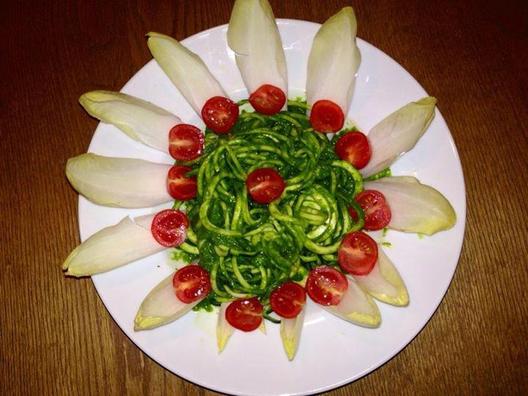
63,0,456,361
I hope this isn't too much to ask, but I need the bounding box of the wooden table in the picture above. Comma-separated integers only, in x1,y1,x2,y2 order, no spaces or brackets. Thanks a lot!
2,0,527,394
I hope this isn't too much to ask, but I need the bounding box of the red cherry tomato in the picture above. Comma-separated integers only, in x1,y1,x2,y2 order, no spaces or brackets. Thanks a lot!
355,190,392,231
348,205,360,222
246,168,285,204
172,265,211,303
201,96,239,134
150,209,189,247
310,100,344,133
338,231,378,275
249,84,286,115
225,297,263,332
335,131,371,169
270,281,306,318
306,266,348,306
168,124,204,161
167,165,197,201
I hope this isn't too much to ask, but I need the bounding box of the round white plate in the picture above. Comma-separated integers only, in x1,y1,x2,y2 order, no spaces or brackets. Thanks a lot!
79,19,466,396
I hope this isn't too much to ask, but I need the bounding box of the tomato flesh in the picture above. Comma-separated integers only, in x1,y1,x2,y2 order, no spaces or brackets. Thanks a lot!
355,190,392,230
226,297,263,332
167,165,197,201
168,124,204,161
310,100,344,133
201,96,239,134
270,281,306,318
172,265,211,303
306,266,348,306
338,231,378,275
249,84,286,115
150,209,189,247
335,131,371,169
246,168,285,204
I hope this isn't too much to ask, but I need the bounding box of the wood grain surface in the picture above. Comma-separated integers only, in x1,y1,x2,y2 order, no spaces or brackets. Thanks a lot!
1,0,527,394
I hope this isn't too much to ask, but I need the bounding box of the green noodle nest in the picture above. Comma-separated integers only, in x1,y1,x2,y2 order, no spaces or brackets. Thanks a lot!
171,99,366,318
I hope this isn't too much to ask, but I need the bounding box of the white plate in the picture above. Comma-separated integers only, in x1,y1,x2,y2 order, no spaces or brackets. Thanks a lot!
79,20,466,396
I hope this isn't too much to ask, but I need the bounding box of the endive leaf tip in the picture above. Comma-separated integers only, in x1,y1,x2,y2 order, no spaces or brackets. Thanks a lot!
134,313,170,331
78,91,94,107
133,314,147,331
341,6,355,15
217,337,228,353
284,343,296,361
78,90,116,108
62,257,88,278
418,96,437,106
399,291,410,307
146,31,163,38
146,32,169,49
344,310,381,328
146,32,175,44
62,247,77,271
63,264,90,278
217,327,233,353
336,6,357,27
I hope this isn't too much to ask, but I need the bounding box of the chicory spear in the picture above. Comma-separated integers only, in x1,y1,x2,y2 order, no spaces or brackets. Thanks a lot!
216,303,234,353
66,153,172,208
361,97,437,177
216,301,267,353
63,213,165,277
323,278,381,327
364,176,456,235
79,91,181,153
147,32,227,115
280,306,305,360
227,0,288,105
134,272,203,331
353,245,409,307
306,7,361,116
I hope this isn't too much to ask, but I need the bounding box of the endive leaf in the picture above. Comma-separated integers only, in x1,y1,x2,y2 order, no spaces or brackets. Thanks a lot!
353,246,409,306
66,153,172,208
259,319,267,334
324,277,381,327
364,176,456,235
63,213,163,277
134,272,200,331
79,90,180,153
280,307,305,360
217,303,235,353
227,0,287,100
306,7,361,115
362,97,437,177
147,32,227,115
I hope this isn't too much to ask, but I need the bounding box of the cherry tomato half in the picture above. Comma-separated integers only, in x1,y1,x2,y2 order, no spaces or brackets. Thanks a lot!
246,168,285,204
201,96,239,134
172,265,211,303
167,165,197,201
249,84,286,115
150,209,189,247
226,297,263,332
310,100,344,133
270,281,306,318
355,190,392,231
335,131,371,169
338,231,378,275
306,266,348,306
168,124,204,161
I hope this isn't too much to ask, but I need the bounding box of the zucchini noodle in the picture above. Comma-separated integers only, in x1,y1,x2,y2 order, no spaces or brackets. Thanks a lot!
171,99,365,312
